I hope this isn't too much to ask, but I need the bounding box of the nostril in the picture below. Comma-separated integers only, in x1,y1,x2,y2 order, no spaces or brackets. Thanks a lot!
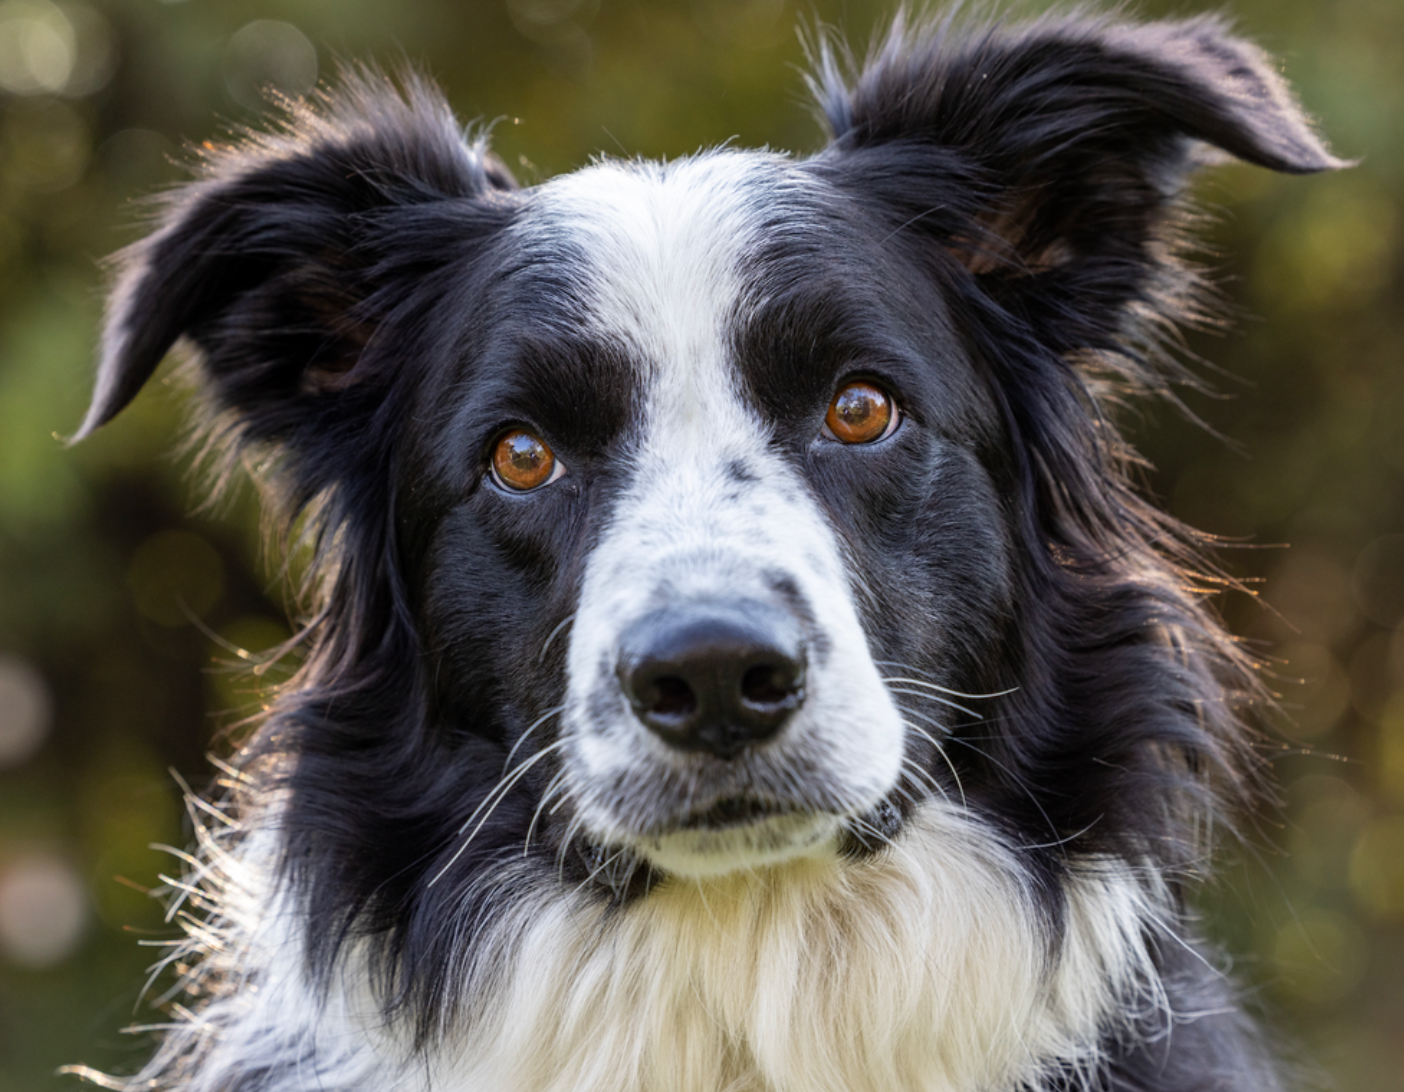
649,676,697,719
740,663,800,708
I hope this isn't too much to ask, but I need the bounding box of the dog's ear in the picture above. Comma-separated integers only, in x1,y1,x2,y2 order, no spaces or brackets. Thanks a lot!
812,13,1345,352
75,69,517,446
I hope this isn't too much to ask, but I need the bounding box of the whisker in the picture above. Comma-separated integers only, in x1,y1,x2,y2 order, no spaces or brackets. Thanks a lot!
456,737,567,837
1018,818,1102,851
847,814,899,852
539,614,575,663
884,685,983,719
901,754,955,809
886,680,1021,701
428,739,567,887
502,705,566,772
524,770,570,855
572,845,635,900
555,812,589,882
899,714,967,809
942,735,1064,847
875,663,1020,702
897,703,952,736
890,782,923,810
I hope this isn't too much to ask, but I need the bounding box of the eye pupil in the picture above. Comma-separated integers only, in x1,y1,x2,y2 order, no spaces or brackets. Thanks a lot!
826,381,894,444
492,430,556,491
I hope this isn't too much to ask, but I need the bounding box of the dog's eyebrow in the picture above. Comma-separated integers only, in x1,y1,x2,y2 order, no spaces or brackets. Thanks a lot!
479,332,642,451
728,279,980,430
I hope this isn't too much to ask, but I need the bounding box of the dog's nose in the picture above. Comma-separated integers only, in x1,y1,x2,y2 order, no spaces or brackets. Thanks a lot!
618,603,807,758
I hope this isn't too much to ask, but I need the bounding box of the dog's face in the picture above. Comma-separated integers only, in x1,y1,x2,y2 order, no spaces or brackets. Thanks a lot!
409,154,1011,878
75,16,1342,1085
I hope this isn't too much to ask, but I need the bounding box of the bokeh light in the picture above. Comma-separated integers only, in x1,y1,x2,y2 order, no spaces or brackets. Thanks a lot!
223,20,318,113
0,0,114,98
0,0,79,95
1349,814,1404,919
1271,906,1368,1006
0,853,88,967
0,654,50,768
1352,534,1404,628
508,0,598,44
127,528,226,627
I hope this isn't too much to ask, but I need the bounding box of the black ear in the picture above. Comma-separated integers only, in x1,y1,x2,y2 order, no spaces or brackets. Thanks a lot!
812,12,1346,352
75,68,517,444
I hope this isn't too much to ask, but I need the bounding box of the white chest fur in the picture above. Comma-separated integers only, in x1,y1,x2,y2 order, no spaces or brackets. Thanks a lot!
133,801,1163,1092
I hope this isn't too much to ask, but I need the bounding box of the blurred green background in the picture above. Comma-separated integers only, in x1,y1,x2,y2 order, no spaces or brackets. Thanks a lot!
0,0,1399,1088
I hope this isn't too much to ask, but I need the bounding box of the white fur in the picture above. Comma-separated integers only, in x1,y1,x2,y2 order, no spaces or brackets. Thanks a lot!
69,800,409,1092
440,804,1164,1092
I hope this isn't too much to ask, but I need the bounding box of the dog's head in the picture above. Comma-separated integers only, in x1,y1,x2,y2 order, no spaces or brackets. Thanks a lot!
80,10,1338,1027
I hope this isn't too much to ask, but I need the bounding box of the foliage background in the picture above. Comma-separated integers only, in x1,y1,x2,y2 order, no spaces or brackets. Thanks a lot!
0,0,1399,1088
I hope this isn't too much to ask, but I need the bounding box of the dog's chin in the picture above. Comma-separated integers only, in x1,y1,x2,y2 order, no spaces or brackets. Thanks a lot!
628,811,846,879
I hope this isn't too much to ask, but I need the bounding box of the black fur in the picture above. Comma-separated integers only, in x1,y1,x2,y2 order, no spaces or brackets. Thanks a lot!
78,11,1341,1092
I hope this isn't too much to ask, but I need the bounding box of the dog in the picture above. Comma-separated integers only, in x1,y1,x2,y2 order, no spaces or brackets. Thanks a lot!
71,9,1342,1092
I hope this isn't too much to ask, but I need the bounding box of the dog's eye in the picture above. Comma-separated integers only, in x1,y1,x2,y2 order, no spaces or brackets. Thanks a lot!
823,380,898,444
490,429,563,492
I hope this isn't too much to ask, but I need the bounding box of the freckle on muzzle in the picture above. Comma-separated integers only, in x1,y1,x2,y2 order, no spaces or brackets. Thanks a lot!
616,600,807,759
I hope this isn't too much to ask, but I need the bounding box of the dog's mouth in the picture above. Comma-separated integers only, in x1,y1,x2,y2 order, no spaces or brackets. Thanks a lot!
579,797,906,891
674,795,799,831
618,799,844,879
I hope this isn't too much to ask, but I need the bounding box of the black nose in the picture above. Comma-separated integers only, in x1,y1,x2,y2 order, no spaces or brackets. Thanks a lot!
618,602,807,759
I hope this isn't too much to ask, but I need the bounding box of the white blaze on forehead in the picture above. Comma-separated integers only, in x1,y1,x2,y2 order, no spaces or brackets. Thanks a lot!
535,151,801,561
532,152,773,408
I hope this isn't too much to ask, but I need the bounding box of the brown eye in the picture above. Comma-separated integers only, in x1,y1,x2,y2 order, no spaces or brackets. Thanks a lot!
824,380,897,444
490,429,561,492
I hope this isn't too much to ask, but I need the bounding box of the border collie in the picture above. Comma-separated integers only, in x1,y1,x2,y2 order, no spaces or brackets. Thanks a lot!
72,9,1341,1092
